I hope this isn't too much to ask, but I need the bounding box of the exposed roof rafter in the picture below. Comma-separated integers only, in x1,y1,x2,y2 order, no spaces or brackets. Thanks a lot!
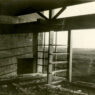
53,7,66,19
36,12,48,20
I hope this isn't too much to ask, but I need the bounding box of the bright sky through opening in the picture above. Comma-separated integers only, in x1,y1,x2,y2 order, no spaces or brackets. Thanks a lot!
45,2,95,49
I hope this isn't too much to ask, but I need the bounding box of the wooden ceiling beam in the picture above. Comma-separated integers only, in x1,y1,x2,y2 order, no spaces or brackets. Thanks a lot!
14,14,95,33
1,14,95,34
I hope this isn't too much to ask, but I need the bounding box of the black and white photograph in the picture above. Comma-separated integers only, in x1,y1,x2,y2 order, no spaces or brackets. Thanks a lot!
0,0,95,95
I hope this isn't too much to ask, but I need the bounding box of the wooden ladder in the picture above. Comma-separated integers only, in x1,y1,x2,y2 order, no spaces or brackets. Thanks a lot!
47,30,72,84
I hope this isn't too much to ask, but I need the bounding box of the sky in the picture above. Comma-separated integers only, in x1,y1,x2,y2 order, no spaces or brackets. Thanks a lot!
58,1,95,18
44,2,95,48
45,30,95,49
72,29,95,48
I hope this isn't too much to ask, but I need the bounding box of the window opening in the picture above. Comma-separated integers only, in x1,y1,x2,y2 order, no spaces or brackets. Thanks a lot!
37,31,72,83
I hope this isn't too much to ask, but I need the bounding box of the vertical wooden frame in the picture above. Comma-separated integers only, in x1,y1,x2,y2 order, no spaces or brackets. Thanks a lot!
42,32,46,73
47,9,54,84
33,32,38,73
47,30,54,83
37,33,43,73
67,29,73,82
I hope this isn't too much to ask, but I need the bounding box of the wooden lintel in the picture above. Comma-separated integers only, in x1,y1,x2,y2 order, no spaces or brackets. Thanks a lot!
16,14,95,33
38,14,95,31
1,14,95,34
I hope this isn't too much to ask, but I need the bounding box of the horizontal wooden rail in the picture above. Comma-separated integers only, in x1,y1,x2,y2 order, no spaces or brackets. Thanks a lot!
38,44,67,46
37,51,48,53
52,69,67,74
14,14,95,33
51,80,64,84
50,52,68,55
38,64,47,66
0,45,32,51
50,61,67,64
0,63,17,68
0,69,17,76
38,57,48,59
0,51,33,59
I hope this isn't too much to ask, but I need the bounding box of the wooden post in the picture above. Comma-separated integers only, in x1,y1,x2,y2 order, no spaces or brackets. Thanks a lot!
47,10,54,84
37,33,43,73
47,30,54,84
49,9,52,20
54,32,57,73
33,32,38,73
42,32,46,73
67,29,72,82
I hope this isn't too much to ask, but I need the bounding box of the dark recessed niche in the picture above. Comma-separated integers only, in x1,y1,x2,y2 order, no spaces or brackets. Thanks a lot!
17,58,34,75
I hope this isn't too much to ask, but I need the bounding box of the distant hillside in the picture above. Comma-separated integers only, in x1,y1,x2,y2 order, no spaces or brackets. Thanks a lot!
41,47,95,83
73,48,95,55
52,48,95,83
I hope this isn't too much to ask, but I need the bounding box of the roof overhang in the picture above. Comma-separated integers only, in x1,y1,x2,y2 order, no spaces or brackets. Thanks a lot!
0,0,95,16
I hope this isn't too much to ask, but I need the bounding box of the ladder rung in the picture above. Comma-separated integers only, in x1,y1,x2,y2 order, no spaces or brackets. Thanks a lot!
52,69,67,74
51,52,68,55
38,44,68,46
37,51,48,53
51,77,66,84
38,64,47,66
50,44,68,47
51,80,63,84
54,76,66,80
51,61,67,64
